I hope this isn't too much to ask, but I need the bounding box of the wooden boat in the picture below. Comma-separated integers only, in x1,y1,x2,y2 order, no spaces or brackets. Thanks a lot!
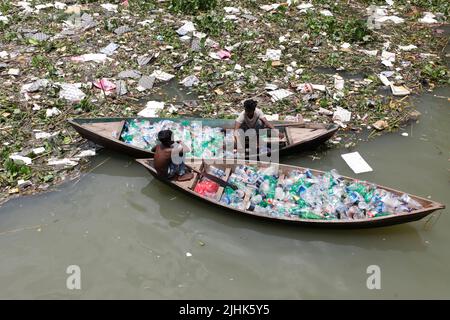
68,117,339,159
136,159,445,229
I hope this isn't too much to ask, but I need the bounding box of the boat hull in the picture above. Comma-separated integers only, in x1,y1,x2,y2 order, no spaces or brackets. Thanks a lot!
69,117,339,159
137,159,445,229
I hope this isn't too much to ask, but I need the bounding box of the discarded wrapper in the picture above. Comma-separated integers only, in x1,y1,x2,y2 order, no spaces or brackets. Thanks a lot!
341,152,373,174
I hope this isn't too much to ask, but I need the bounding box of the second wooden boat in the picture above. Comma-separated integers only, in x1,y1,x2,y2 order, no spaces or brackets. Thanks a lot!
68,117,339,159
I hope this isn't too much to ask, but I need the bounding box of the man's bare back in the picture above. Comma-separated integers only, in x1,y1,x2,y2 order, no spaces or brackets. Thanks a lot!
152,144,173,178
152,143,194,181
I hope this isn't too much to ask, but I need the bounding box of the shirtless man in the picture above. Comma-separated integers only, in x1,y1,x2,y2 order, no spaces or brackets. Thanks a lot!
151,130,194,181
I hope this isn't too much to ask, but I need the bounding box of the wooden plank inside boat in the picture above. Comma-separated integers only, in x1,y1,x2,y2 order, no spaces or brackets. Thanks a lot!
286,127,328,144
82,121,125,139
214,167,232,201
175,163,203,189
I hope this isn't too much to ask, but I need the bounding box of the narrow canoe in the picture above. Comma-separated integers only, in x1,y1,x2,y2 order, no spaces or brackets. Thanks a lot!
136,158,445,229
68,117,339,159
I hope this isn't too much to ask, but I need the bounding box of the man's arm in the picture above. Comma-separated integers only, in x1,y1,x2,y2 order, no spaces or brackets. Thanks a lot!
261,117,285,139
175,141,191,154
261,117,275,130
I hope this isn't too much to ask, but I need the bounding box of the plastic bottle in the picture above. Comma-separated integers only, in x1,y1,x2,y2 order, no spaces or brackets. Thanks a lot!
275,187,285,200
400,193,423,210
251,194,263,205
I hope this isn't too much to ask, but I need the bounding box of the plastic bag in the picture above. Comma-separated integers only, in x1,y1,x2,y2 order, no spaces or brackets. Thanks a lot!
194,179,219,198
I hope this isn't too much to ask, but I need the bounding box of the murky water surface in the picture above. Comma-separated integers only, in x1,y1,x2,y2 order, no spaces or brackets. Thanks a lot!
0,87,448,299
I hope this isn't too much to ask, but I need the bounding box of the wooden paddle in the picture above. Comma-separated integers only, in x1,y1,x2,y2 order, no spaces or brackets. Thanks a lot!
186,164,238,190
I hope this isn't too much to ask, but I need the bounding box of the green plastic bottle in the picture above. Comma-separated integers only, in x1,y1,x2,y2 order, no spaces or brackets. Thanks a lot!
300,211,323,220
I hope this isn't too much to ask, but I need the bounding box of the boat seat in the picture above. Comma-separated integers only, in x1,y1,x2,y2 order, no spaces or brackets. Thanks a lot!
285,127,327,144
82,121,125,139
214,168,232,201
175,162,203,190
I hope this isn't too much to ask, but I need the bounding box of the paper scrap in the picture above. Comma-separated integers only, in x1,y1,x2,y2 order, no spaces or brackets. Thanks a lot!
341,152,373,174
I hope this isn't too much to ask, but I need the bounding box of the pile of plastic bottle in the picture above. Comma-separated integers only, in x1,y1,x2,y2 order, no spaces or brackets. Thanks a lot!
121,119,235,158
217,165,423,220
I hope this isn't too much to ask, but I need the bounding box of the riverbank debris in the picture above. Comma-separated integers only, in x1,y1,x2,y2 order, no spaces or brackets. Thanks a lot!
0,0,448,205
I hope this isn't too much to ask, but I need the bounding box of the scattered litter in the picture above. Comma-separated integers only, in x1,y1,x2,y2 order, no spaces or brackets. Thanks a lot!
71,54,109,63
35,131,59,139
76,149,96,157
180,75,199,87
381,50,395,67
32,147,46,155
100,42,119,56
268,89,293,101
118,69,141,79
176,21,196,36
137,76,156,91
320,10,333,17
209,49,231,60
264,49,282,61
0,51,8,59
224,7,240,14
190,37,202,52
9,154,32,165
390,84,410,96
419,12,438,24
8,68,20,76
150,70,175,81
372,120,389,131
297,3,314,10
46,107,61,118
265,83,279,91
333,107,352,123
116,80,127,96
265,114,279,121
334,75,345,91
137,101,165,117
59,83,86,102
64,5,82,14
180,35,191,42
21,79,49,93
297,83,314,93
401,132,409,137
359,49,378,56
48,158,79,168
137,53,156,66
93,79,116,93
18,179,32,190
260,4,282,11
378,74,391,86
26,32,50,42
186,252,192,257
100,3,118,12
398,44,417,51
368,7,404,26
137,19,154,26
0,15,9,24
340,42,351,51
114,26,131,35
341,152,373,174
318,108,333,116
54,2,67,10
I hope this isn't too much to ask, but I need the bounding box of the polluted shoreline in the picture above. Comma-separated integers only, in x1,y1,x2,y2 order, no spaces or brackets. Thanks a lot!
0,0,449,206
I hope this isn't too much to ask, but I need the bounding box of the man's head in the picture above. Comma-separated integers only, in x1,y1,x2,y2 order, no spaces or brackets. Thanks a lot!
158,130,173,147
244,99,257,117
